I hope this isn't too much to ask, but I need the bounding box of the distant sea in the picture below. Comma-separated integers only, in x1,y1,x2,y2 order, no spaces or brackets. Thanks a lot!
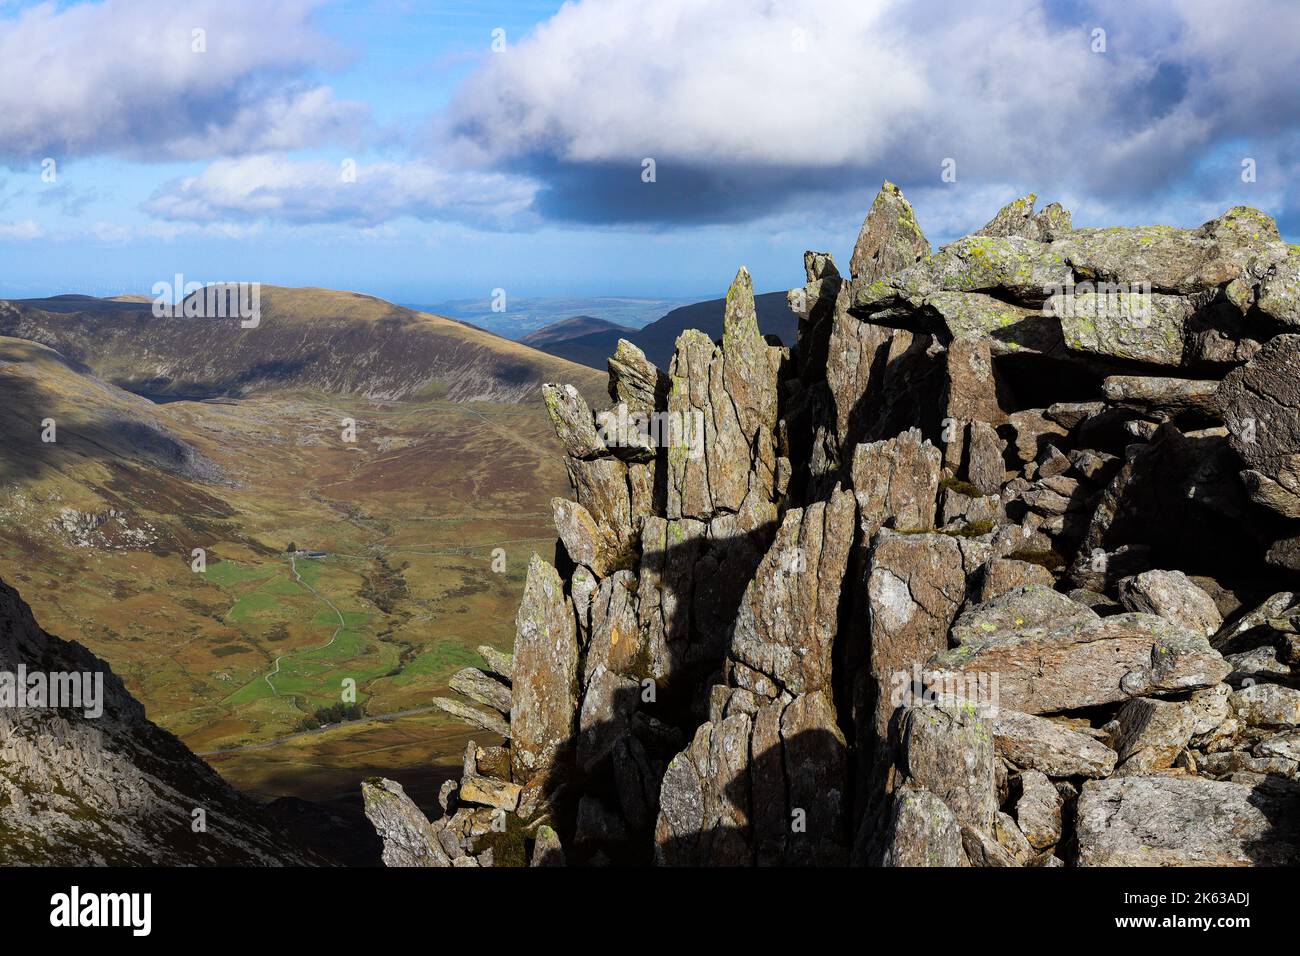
409,296,694,341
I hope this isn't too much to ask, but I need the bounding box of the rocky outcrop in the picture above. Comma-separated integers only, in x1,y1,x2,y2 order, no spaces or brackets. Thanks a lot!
368,185,1300,868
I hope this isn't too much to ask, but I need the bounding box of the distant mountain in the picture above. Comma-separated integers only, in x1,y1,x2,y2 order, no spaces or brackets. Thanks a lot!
521,315,636,347
521,315,641,368
0,573,317,864
524,291,799,371
0,287,604,405
418,295,688,340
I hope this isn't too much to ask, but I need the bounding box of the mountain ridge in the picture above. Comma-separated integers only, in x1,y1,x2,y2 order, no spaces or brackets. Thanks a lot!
0,286,605,405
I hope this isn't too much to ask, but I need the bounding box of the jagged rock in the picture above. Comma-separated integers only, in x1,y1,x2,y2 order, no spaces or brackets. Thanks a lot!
667,268,780,521
1005,409,1067,464
1255,732,1300,761
851,429,940,539
362,778,450,867
898,702,997,831
1076,775,1300,866
1117,570,1223,637
1187,683,1233,736
530,824,565,866
459,773,522,812
1102,375,1220,421
448,667,511,716
565,456,636,548
1231,683,1300,729
849,181,930,282
1257,252,1300,327
654,713,753,866
1226,646,1290,683
951,585,1097,646
975,194,1072,243
543,383,605,459
1051,212,1282,296
866,530,968,737
608,338,667,412
1220,334,1300,517
826,293,941,455
1111,697,1195,773
1060,292,1195,366
967,421,1007,496
992,709,1117,778
1015,770,1062,850
878,785,963,867
431,697,510,738
932,606,1230,714
961,823,1019,867
941,337,1000,469
729,487,855,697
510,556,579,780
551,497,627,576
977,558,1054,602
477,645,514,681
927,292,1060,356
585,569,644,681
442,193,1300,872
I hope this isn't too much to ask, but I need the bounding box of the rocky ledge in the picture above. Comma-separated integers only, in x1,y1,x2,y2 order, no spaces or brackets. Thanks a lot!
367,186,1300,867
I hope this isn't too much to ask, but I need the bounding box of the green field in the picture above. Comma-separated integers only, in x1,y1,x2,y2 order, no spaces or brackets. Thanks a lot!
0,387,568,800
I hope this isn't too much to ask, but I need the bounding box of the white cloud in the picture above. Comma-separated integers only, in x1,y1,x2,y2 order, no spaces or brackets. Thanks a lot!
143,155,539,228
0,0,366,161
439,0,1300,225
0,218,41,239
443,0,1114,171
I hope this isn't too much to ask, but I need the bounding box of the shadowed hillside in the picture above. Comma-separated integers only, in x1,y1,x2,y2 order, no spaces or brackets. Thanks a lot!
0,287,605,404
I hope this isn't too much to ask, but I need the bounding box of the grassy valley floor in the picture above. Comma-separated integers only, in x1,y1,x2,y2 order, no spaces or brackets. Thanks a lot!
0,388,562,814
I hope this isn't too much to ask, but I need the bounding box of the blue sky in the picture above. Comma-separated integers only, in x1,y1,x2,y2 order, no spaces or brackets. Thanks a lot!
0,0,1297,306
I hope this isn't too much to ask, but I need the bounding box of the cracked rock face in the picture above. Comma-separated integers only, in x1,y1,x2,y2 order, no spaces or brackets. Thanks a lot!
374,187,1300,869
